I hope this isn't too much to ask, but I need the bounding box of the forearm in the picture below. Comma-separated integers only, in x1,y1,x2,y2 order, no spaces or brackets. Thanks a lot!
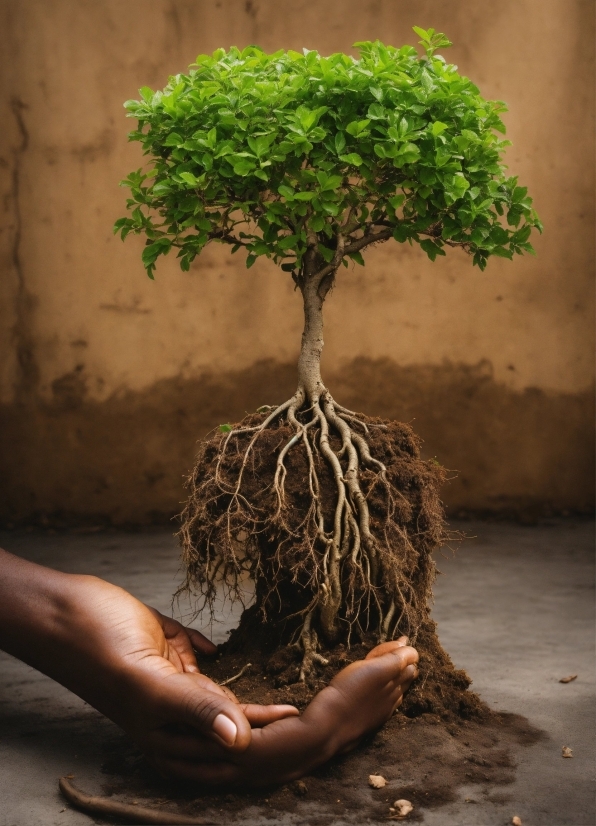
0,548,72,665
0,548,127,718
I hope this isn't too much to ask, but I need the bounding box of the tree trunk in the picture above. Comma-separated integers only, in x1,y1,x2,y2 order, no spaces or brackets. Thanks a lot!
297,260,332,401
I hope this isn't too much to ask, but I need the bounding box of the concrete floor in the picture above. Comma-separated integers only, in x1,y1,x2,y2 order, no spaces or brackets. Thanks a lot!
0,520,594,826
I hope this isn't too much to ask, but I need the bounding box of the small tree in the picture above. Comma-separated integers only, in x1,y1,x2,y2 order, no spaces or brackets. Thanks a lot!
116,30,541,680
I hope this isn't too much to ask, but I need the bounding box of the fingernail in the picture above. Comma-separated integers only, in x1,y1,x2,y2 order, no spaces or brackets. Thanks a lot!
212,713,237,745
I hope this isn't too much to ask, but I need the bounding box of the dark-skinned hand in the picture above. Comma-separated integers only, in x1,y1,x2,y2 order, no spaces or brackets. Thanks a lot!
0,549,418,786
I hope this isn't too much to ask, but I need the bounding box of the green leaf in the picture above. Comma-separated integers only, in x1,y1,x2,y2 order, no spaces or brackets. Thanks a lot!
393,225,411,243
339,153,363,166
219,423,233,432
179,171,199,186
431,121,448,136
388,194,405,210
278,184,295,199
310,214,325,232
512,186,528,204
346,119,370,137
491,245,514,259
420,238,446,261
317,172,343,191
348,250,365,266
334,132,346,154
233,159,256,176
164,133,184,147
367,103,385,120
278,234,298,250
318,245,334,263
412,25,431,42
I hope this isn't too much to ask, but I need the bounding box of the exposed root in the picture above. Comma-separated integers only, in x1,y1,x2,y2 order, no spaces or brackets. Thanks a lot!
299,610,329,681
219,662,252,687
58,777,212,825
178,388,449,681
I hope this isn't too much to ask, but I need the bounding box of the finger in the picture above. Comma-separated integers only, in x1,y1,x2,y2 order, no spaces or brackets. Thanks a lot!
364,642,419,671
242,704,300,727
392,663,419,711
168,634,201,674
365,637,409,660
328,644,419,703
155,673,252,753
185,627,217,656
145,608,203,673
163,620,215,672
399,662,419,688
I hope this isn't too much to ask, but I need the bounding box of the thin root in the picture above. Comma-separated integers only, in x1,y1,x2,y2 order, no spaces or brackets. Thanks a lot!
219,662,252,686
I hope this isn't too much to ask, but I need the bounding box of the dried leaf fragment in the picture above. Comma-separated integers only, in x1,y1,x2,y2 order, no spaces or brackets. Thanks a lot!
368,774,387,789
512,816,522,826
389,799,414,819
559,674,577,683
562,745,573,758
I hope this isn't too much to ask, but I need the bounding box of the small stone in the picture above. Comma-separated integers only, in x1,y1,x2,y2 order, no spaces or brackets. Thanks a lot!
562,745,573,758
559,675,578,683
292,780,308,796
512,817,522,826
389,799,413,818
368,774,387,789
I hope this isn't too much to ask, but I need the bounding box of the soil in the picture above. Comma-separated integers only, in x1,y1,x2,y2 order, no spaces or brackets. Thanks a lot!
95,634,543,823
216,615,487,722
98,660,543,823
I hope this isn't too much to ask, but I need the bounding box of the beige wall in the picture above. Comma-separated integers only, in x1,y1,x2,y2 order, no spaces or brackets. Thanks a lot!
1,0,594,524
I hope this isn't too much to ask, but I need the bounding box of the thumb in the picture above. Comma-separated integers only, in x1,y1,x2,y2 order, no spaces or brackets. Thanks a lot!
155,672,253,752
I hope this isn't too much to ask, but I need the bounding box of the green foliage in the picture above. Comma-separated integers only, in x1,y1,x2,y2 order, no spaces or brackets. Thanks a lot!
115,29,542,278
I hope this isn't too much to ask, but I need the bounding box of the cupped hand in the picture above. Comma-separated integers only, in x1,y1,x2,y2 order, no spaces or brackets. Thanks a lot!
1,546,417,788
161,636,419,786
46,575,298,773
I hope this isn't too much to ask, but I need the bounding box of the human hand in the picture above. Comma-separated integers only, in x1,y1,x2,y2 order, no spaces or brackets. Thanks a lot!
0,549,417,788
0,550,297,780
161,636,419,786
50,577,299,767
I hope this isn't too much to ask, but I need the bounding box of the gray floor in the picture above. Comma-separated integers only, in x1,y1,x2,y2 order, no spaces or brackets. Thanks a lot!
0,520,594,826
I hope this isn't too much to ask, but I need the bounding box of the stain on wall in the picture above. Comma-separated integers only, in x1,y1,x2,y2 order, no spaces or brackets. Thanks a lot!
0,0,594,524
0,360,593,525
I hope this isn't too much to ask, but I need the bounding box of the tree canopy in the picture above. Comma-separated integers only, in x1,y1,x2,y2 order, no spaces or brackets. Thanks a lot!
115,27,542,279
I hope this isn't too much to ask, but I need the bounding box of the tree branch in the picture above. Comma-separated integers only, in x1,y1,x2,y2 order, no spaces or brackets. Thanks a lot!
343,227,393,255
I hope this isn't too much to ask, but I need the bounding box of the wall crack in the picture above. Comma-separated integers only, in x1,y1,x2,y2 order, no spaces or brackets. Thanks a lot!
10,97,40,401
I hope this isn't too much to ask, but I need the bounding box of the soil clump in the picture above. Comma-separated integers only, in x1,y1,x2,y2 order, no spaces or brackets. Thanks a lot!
179,412,452,682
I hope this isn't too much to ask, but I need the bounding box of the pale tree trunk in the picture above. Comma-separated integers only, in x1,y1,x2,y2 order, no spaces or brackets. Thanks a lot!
296,259,333,401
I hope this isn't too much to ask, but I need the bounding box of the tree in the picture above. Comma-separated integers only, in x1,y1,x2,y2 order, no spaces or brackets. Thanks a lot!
115,29,541,681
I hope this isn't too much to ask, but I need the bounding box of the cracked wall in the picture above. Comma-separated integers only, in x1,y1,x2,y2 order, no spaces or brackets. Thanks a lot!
0,0,594,523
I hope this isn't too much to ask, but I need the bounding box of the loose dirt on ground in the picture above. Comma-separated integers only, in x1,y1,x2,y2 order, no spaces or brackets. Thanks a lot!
96,647,543,824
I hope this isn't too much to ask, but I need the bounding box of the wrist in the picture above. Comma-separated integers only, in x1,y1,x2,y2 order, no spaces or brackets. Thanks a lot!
0,548,74,661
